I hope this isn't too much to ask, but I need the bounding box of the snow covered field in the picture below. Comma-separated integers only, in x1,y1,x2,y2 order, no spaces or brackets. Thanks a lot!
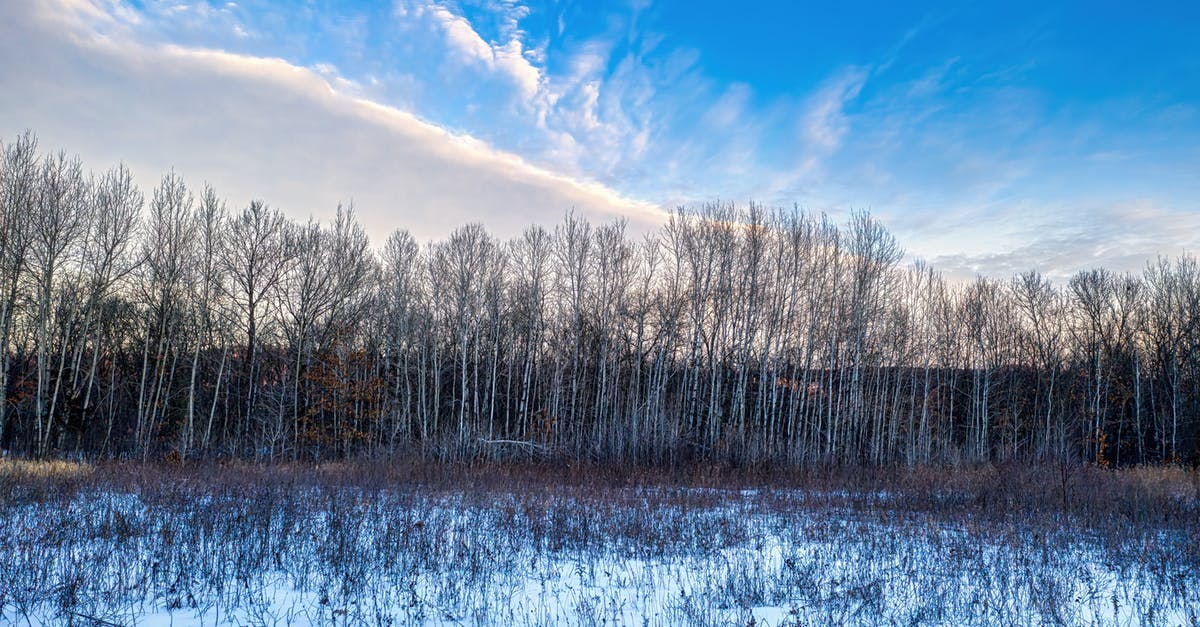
1,463,1197,626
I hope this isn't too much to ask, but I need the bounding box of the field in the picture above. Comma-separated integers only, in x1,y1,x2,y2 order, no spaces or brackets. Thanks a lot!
1,460,1198,626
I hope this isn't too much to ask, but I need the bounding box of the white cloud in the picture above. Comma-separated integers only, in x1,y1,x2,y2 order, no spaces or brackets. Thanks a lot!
802,68,867,151
493,39,541,101
751,67,870,203
0,0,666,243
704,82,752,130
384,3,667,197
397,0,542,102
429,4,496,64
923,199,1200,283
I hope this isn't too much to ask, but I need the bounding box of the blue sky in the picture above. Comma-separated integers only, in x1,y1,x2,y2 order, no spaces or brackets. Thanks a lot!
2,0,1199,279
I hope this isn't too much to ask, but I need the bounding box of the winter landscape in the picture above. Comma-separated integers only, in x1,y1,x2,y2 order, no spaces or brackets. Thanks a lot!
2,0,1200,625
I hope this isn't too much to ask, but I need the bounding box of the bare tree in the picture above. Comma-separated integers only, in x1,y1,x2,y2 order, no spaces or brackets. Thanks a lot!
134,172,196,458
29,150,91,456
0,132,38,450
188,185,228,457
223,200,292,456
66,162,141,452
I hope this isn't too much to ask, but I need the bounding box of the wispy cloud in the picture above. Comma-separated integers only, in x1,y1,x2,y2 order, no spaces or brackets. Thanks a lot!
394,0,541,101
802,68,867,152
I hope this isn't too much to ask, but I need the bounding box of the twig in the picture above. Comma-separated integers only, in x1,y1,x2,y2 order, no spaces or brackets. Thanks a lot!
66,610,126,627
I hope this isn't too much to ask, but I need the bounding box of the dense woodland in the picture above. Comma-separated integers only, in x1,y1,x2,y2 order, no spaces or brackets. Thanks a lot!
0,131,1197,466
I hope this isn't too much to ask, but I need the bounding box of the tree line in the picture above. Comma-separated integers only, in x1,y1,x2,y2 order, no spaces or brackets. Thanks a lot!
0,131,1197,466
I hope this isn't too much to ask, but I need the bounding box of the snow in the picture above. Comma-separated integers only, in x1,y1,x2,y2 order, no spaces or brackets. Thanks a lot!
1,486,1196,626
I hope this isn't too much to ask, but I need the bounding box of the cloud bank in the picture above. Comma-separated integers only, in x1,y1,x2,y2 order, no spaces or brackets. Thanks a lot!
0,0,666,243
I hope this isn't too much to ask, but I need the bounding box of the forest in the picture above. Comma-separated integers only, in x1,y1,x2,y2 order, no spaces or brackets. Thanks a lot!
0,130,1197,467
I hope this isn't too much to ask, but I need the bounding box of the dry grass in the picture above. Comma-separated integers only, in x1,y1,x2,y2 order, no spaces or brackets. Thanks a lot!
0,458,93,481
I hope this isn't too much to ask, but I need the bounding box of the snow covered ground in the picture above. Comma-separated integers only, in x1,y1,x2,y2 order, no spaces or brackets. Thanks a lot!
1,479,1197,626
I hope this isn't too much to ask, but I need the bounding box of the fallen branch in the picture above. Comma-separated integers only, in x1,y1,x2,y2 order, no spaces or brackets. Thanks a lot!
477,439,556,454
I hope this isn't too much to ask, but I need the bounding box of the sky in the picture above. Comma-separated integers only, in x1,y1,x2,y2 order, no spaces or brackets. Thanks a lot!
1,0,1199,281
